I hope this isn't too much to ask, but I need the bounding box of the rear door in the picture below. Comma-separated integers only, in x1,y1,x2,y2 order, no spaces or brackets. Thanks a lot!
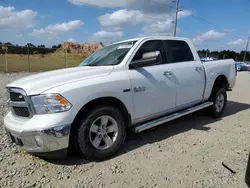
163,40,205,107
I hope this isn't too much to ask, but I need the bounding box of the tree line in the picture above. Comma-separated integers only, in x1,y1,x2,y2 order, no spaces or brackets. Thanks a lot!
0,42,62,55
198,49,250,61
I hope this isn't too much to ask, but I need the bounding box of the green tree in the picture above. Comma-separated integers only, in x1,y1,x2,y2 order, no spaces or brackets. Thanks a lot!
4,42,13,46
26,43,36,47
38,45,45,48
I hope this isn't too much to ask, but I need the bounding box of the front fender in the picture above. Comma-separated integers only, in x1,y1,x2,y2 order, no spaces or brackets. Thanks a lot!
42,72,135,124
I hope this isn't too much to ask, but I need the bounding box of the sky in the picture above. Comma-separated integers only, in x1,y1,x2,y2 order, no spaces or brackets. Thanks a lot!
0,0,250,51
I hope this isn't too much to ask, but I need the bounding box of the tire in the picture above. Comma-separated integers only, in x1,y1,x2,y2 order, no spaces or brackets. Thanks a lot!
74,106,127,161
208,88,227,118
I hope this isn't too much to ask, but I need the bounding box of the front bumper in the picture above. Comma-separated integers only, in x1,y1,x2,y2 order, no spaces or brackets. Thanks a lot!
4,111,73,157
5,124,70,154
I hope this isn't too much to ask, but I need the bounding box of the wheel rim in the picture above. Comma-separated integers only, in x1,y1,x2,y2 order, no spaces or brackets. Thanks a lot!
89,115,119,150
215,93,225,112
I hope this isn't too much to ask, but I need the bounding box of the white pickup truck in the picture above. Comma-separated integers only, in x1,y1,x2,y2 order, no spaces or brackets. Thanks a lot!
4,36,236,161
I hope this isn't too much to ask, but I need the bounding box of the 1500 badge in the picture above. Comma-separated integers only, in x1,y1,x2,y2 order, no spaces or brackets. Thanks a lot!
134,86,146,93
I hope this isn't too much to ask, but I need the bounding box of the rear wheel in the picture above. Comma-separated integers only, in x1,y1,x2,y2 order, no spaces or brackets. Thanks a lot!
208,88,227,118
74,106,127,161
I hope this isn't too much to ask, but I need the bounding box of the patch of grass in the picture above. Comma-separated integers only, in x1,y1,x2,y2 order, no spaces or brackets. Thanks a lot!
0,52,88,72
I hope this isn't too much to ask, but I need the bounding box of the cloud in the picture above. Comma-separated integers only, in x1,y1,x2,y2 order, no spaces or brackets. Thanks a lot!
98,9,146,27
69,1,192,41
69,0,129,7
67,38,77,42
46,20,84,32
228,39,247,46
104,27,122,31
193,30,225,43
98,9,178,27
0,6,37,29
30,20,84,37
31,29,56,37
69,0,173,13
143,21,173,36
88,30,123,44
178,10,192,19
98,8,191,36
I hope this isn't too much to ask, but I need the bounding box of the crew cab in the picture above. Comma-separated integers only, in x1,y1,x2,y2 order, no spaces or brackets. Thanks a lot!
4,36,236,160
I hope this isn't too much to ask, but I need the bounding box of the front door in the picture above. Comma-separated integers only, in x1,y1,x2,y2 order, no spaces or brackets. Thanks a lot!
127,40,176,122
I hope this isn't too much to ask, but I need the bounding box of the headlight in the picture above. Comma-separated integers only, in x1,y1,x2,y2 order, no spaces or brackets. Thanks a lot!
31,94,72,114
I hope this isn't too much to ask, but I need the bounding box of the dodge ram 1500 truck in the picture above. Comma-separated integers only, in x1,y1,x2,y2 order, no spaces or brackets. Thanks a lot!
4,36,236,161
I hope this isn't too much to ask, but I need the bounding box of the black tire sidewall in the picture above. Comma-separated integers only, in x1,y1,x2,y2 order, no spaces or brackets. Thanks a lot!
77,106,126,160
211,88,227,117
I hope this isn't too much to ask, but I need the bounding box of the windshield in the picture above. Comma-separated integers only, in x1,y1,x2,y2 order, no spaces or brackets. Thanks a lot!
79,41,137,66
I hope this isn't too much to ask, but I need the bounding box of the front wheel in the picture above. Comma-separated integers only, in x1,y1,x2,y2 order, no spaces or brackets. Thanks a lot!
209,88,227,118
74,106,127,161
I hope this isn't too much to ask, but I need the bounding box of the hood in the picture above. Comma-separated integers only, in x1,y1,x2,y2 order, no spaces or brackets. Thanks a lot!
7,66,113,95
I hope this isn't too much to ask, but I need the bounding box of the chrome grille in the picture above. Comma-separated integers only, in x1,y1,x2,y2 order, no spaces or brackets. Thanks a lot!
7,88,33,118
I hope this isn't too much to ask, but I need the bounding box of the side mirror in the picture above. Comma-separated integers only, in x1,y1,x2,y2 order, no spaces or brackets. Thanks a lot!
129,51,161,69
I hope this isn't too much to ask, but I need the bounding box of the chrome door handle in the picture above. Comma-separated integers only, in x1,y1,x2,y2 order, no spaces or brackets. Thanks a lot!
163,71,173,76
195,67,202,71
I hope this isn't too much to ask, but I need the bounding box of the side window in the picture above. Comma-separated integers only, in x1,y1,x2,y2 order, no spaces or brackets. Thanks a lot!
166,40,194,63
132,40,165,63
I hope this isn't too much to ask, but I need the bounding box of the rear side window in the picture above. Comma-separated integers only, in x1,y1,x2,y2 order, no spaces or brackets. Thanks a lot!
166,40,194,63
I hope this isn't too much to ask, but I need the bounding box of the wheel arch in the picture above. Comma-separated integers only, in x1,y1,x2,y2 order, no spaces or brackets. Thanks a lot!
209,74,229,99
72,97,132,128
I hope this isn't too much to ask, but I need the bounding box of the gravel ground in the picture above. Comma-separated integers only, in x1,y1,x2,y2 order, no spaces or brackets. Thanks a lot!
0,72,249,188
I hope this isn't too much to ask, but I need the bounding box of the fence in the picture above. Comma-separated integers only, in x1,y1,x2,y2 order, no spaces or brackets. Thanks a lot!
2,44,250,72
0,45,90,72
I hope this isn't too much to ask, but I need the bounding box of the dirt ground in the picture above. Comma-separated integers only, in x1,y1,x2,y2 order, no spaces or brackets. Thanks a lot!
0,72,249,188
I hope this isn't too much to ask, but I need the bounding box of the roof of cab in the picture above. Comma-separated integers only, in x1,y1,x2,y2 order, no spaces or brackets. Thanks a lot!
112,36,190,44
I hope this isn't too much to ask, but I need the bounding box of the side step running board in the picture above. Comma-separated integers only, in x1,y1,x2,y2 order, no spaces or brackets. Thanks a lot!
133,102,213,133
